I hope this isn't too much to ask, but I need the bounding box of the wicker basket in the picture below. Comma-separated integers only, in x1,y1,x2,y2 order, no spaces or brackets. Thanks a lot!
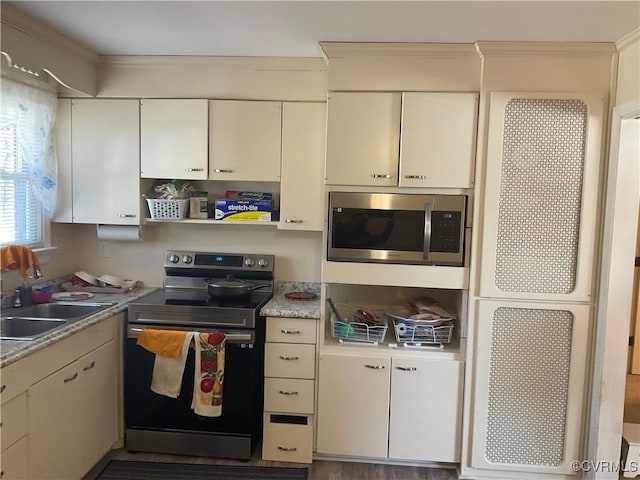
146,198,189,220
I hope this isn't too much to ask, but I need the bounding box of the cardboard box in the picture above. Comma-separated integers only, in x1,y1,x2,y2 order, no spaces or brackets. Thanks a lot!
214,199,272,221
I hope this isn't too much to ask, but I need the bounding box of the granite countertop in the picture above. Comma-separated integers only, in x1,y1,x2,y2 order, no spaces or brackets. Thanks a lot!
260,281,321,319
0,287,157,368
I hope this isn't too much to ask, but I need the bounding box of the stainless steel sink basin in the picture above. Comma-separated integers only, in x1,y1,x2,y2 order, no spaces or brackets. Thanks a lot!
9,302,110,320
0,302,114,340
0,317,67,341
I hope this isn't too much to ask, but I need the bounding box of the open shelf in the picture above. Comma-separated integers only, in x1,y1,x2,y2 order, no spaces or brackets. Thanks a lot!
145,218,279,226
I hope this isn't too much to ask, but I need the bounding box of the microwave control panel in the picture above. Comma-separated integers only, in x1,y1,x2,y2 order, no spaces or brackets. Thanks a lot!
430,211,462,253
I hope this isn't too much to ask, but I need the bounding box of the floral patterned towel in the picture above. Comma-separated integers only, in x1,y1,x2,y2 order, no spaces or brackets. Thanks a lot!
192,332,226,417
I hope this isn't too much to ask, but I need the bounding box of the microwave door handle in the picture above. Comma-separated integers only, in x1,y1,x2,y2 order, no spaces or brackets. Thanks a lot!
423,203,432,262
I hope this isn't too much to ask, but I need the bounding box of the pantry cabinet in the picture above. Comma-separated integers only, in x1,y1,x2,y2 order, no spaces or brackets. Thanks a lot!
70,99,141,225
325,91,478,188
278,102,326,231
209,100,282,182
140,99,208,180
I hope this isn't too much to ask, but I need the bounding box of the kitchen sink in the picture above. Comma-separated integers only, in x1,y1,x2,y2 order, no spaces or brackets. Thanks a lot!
8,302,111,320
0,317,67,341
0,302,114,340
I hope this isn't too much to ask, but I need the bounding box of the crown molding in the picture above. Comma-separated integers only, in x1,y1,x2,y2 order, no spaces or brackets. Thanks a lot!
1,3,98,63
319,42,478,58
98,55,327,71
616,27,640,52
475,42,617,58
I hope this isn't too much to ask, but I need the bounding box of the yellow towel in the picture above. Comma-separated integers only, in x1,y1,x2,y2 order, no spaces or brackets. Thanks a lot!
192,332,226,417
137,329,188,359
0,245,40,279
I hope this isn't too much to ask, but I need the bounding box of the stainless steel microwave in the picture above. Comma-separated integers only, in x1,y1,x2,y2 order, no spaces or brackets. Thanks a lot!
328,192,467,266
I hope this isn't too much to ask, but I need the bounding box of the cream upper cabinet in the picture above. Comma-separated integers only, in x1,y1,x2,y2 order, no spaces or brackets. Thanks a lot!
325,91,478,188
325,92,401,186
71,99,141,225
141,99,208,180
53,98,73,223
209,100,282,182
279,102,326,231
399,92,478,188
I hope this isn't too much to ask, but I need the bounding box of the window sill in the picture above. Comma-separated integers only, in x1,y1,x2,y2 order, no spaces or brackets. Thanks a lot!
33,246,58,264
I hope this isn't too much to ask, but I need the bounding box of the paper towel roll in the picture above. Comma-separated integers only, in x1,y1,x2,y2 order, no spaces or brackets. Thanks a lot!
96,224,143,241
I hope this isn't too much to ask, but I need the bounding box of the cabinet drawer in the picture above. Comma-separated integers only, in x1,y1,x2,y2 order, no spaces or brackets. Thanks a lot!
264,378,314,414
266,318,317,344
0,392,27,451
265,344,315,379
0,436,28,480
262,413,313,464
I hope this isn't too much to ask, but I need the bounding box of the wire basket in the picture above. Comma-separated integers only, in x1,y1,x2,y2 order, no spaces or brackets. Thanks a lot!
329,302,388,345
387,311,454,347
146,198,189,220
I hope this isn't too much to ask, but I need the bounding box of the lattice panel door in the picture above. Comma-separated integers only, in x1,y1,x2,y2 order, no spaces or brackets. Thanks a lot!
470,300,590,475
479,92,605,302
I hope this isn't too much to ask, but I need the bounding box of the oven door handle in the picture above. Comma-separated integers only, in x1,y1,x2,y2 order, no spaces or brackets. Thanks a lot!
127,326,253,343
423,202,432,262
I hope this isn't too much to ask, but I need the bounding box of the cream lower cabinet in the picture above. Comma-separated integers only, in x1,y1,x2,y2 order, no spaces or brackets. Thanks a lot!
28,339,118,479
0,393,28,479
316,352,463,462
262,317,317,463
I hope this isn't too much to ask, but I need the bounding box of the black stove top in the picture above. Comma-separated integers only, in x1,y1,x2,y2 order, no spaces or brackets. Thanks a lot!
134,288,272,310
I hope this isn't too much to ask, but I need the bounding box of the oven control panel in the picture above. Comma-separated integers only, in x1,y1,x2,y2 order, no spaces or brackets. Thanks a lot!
165,251,274,272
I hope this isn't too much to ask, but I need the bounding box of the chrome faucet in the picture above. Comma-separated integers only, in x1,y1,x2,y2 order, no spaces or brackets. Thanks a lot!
13,287,22,308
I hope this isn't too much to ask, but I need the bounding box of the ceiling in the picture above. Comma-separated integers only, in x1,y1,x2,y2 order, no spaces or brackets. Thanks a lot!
5,1,640,58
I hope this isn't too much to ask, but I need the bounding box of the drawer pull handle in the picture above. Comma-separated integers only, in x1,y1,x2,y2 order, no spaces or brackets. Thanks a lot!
281,329,301,335
371,173,392,179
285,219,304,223
185,168,204,172
0,385,5,393
64,373,78,383
278,390,299,396
279,355,299,361
365,364,385,370
214,169,234,173
396,366,417,371
83,361,96,371
117,213,137,218
277,446,298,452
404,175,427,180
0,422,3,428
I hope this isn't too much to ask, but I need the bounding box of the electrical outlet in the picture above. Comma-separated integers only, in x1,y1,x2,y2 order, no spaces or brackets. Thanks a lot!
98,241,110,258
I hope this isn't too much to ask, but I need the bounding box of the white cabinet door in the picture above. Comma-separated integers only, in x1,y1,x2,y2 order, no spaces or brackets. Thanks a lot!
141,99,208,180
325,92,401,186
53,98,73,223
71,99,140,225
78,340,118,476
478,92,605,302
399,92,478,188
316,353,390,458
388,358,463,462
28,361,81,480
469,300,590,475
209,100,282,182
279,102,326,231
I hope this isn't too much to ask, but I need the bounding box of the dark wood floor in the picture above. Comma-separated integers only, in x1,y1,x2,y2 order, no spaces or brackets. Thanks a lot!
85,447,458,480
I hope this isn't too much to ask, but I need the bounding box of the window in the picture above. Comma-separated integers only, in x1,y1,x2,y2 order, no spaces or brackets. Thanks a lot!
0,78,57,248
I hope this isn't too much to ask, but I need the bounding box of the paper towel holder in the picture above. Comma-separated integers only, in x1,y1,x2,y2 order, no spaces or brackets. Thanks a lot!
96,224,143,241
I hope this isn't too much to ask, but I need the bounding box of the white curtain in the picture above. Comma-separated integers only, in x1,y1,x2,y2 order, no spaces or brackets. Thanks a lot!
1,78,58,217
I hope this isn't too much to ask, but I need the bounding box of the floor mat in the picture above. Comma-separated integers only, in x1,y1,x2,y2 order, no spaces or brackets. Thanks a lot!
96,460,308,480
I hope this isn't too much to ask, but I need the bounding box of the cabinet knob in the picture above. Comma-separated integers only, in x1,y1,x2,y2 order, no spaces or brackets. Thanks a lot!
371,174,392,179
365,364,386,369
277,446,298,452
278,390,299,396
281,329,301,335
404,175,427,180
0,385,5,393
64,372,79,383
396,366,417,371
285,219,304,224
214,169,234,173
279,355,299,361
117,214,137,218
185,168,204,172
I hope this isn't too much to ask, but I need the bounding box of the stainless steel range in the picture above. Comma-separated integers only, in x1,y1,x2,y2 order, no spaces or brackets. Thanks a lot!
125,251,274,460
